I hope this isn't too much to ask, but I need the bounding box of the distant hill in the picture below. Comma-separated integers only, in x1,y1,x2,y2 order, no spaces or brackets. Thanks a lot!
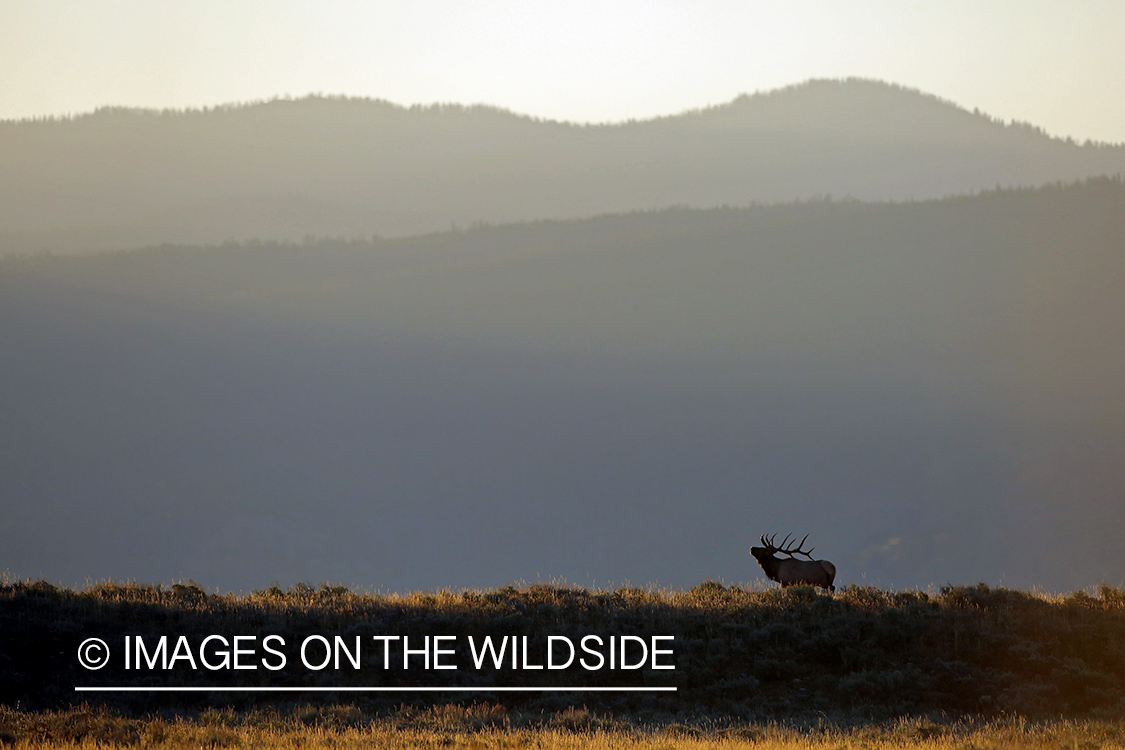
2,179,1122,593
2,78,1124,254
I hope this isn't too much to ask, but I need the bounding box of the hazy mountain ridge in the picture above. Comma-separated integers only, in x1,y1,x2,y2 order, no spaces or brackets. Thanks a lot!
2,180,1123,593
3,78,1123,253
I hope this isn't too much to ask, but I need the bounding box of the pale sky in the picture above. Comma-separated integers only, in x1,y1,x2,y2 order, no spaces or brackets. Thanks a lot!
2,0,1125,143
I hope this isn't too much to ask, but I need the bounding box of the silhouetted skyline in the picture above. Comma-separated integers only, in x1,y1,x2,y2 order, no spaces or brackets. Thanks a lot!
3,2,1125,143
3,79,1124,255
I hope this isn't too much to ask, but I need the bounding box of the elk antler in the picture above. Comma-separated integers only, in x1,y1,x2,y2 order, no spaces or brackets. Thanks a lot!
761,533,816,559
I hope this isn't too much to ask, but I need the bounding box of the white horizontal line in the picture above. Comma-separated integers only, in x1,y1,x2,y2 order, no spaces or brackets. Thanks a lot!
75,686,676,692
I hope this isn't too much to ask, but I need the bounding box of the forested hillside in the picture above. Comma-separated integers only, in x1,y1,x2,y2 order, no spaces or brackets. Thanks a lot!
2,78,1123,253
2,179,1122,593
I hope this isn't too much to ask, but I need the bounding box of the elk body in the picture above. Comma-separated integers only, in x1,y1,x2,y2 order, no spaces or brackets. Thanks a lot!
750,533,836,592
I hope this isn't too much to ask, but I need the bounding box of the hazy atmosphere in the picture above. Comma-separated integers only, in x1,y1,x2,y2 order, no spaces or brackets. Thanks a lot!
2,3,1124,596
4,1,1125,143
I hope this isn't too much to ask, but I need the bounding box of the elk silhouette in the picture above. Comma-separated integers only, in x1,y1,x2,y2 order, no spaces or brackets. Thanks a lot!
750,533,836,592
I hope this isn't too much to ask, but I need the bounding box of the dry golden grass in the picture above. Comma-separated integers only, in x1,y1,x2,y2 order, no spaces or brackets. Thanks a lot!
3,706,1125,750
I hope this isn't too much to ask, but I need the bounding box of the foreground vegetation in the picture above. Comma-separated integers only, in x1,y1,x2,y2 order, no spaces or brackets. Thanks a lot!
3,704,1125,749
3,579,1125,724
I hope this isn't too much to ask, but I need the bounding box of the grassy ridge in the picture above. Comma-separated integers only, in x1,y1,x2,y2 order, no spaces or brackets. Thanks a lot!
2,580,1124,721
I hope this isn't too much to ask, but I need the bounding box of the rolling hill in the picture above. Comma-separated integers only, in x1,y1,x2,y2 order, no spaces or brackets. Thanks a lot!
2,179,1123,593
2,78,1124,254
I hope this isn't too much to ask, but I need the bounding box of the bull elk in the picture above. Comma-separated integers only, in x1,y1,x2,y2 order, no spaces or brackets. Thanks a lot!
750,533,836,592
